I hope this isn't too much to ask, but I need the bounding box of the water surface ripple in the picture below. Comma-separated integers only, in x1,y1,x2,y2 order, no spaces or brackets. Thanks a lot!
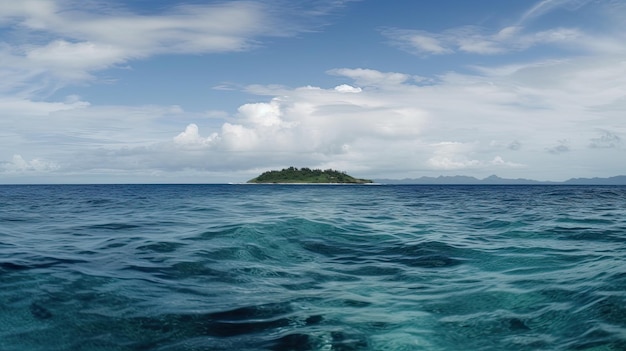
1,184,625,350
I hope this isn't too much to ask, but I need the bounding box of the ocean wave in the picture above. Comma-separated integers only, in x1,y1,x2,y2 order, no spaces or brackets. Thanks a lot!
1,184,625,350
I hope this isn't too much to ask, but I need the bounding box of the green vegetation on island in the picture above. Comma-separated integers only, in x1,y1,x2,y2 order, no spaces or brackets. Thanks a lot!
247,167,373,184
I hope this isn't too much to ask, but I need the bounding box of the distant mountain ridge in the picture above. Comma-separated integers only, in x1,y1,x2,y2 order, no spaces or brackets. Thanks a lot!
375,175,626,185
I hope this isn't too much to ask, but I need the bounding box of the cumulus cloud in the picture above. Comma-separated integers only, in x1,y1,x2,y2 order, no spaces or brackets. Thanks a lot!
55,77,427,177
6,54,621,181
491,156,524,167
426,158,478,170
237,99,287,128
165,86,427,159
174,124,219,148
334,84,362,93
0,54,622,182
426,142,523,171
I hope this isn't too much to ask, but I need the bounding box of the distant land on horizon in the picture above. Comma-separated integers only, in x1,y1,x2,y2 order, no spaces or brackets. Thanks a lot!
374,175,626,185
247,167,373,184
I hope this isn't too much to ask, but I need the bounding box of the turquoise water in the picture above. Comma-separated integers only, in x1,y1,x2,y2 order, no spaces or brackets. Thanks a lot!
1,184,625,350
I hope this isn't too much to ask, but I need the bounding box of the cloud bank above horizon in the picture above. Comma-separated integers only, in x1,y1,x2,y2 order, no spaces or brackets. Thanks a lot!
1,0,625,183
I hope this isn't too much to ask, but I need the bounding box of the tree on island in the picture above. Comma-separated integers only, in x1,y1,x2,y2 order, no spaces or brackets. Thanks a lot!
247,167,373,184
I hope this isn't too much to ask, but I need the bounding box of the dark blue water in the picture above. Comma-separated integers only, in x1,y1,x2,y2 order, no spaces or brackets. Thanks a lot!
1,184,625,350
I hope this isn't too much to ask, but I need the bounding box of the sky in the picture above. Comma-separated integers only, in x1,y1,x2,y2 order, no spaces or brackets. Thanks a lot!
1,0,625,183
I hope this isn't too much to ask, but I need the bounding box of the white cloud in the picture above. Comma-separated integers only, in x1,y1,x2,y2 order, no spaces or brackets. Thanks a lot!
220,123,261,151
0,103,190,177
383,25,586,56
25,40,126,82
0,1,58,26
427,143,524,171
519,0,595,24
427,142,481,170
2,56,624,181
334,84,362,93
380,0,626,58
12,52,626,180
491,156,524,168
408,34,452,55
174,124,219,148
71,3,268,56
0,96,90,116
3,1,269,53
328,68,411,87
1,1,625,182
0,154,59,173
0,1,337,96
238,99,287,128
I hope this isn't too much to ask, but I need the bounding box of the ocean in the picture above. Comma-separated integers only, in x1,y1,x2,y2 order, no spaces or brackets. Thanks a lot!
1,184,625,350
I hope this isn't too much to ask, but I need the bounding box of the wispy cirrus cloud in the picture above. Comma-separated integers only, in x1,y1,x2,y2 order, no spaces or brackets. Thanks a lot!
0,2,270,97
381,0,623,57
0,0,350,96
518,0,595,24
382,25,585,56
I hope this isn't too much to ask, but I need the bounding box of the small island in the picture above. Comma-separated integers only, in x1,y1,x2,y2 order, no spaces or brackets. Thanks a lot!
247,167,373,184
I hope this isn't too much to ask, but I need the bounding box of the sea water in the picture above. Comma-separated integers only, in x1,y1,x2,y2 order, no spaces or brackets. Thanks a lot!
1,184,625,350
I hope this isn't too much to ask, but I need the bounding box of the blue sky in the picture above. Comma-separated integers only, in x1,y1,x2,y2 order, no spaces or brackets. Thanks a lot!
1,0,625,183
